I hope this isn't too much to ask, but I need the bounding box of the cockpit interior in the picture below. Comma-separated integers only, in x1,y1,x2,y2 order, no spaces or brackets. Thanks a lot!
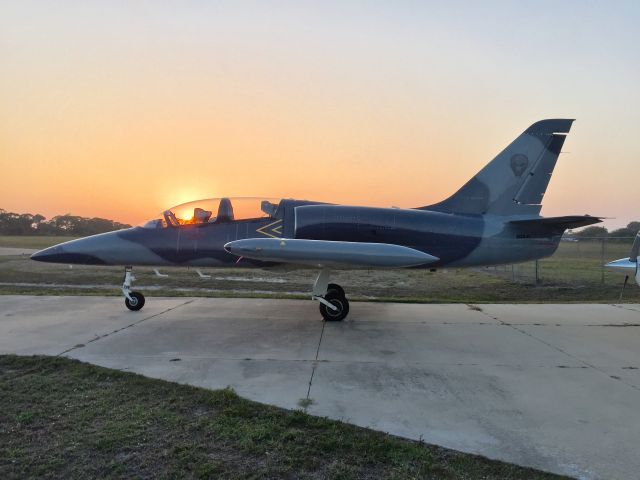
142,197,282,228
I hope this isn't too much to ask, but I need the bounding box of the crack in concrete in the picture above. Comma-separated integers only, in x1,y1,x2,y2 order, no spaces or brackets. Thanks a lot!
306,319,327,400
57,299,194,356
67,353,638,370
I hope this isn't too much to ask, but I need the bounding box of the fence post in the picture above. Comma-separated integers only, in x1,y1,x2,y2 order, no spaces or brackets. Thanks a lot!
535,260,540,285
601,238,605,284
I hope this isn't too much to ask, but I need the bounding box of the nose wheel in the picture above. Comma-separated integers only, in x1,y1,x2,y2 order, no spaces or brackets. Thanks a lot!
125,291,145,311
122,267,146,311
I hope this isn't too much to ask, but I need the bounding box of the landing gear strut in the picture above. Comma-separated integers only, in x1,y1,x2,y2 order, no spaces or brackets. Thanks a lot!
122,267,145,311
312,269,349,321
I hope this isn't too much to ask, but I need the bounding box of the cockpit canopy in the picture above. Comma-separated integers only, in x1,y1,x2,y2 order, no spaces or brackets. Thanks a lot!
142,197,282,228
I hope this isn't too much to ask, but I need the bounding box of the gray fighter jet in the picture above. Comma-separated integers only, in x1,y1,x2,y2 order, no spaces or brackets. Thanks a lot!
32,119,601,320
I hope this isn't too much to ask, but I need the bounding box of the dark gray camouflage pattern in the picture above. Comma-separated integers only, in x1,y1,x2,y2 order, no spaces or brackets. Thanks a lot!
31,119,601,270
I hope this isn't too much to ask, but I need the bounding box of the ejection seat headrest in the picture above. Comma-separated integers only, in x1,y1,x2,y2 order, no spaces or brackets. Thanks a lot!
215,198,235,223
194,208,212,223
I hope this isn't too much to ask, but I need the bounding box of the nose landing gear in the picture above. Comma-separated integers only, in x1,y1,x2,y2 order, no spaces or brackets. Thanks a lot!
312,269,349,321
122,267,145,311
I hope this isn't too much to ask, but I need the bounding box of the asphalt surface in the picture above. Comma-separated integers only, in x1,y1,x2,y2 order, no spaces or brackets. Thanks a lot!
1,296,639,480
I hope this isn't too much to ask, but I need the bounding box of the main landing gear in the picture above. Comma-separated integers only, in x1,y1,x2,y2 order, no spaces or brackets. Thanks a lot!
122,267,145,311
312,269,349,321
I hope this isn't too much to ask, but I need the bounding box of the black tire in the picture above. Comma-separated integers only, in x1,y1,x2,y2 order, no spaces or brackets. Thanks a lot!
319,291,349,321
327,283,346,299
125,292,145,311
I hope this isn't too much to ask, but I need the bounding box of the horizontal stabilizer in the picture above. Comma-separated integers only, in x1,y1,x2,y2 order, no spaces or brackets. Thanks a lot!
508,215,603,230
224,238,438,268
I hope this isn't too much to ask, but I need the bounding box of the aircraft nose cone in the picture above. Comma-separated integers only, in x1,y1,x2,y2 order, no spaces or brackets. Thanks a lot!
30,245,64,263
30,237,108,265
605,258,637,275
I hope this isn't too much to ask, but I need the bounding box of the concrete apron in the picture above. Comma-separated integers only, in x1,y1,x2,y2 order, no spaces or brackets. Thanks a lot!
1,296,639,480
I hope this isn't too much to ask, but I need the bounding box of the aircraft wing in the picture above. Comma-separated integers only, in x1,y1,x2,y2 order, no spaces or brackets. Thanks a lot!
224,238,438,268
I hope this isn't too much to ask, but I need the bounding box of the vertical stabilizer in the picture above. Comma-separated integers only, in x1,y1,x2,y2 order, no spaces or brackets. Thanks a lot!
422,119,573,215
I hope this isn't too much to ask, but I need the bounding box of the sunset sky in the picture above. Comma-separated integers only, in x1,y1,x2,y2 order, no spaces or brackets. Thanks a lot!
1,1,639,228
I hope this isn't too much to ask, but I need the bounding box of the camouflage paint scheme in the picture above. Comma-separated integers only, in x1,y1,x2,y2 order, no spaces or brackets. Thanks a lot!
31,119,601,270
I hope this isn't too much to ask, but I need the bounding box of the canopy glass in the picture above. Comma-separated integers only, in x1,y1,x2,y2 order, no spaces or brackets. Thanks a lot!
142,197,282,228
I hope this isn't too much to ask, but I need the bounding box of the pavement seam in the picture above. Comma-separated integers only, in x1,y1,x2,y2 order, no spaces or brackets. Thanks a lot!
306,320,327,400
476,307,640,393
57,299,195,356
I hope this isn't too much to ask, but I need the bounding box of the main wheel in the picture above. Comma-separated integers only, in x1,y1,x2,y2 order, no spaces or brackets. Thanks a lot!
327,283,345,298
319,291,349,321
125,292,145,311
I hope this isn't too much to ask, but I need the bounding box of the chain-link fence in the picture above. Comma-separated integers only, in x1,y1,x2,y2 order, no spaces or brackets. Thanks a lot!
480,237,635,286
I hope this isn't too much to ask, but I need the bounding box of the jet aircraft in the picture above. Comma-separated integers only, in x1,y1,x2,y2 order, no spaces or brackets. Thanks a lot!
31,119,602,320
605,232,640,291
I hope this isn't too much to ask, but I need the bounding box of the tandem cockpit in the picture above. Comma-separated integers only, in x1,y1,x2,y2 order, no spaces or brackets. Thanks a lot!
142,197,284,229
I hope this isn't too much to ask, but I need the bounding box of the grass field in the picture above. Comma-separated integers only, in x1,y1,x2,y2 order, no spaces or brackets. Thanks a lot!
0,235,638,303
0,355,568,479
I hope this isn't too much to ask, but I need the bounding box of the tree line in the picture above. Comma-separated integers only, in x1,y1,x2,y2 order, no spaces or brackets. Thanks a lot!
0,209,131,236
569,221,640,240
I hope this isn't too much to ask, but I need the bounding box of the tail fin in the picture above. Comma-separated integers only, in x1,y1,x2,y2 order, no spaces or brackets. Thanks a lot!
422,119,573,215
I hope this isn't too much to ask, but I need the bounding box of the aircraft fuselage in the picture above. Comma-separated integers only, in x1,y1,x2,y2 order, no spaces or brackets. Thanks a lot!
31,203,561,269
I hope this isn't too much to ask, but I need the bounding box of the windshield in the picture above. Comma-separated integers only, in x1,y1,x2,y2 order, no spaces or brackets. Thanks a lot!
142,197,283,228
